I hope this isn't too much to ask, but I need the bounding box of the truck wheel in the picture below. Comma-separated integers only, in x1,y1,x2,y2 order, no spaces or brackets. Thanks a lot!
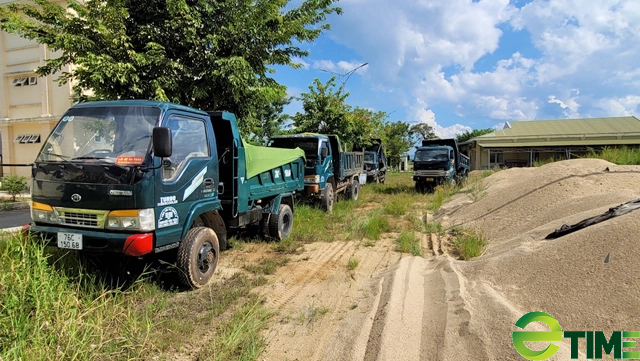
349,180,360,201
321,183,335,213
269,204,293,240
176,227,219,289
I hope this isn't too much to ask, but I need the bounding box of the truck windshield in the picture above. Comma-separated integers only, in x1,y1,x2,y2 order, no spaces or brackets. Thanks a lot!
364,153,375,163
36,106,160,165
268,138,319,160
415,149,449,162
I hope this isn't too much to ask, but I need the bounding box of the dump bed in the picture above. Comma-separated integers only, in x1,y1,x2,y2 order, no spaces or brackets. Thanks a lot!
244,142,305,201
328,135,364,180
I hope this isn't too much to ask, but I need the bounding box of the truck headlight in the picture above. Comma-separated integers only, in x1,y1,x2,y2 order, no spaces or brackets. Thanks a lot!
31,202,57,224
107,208,155,231
304,175,321,184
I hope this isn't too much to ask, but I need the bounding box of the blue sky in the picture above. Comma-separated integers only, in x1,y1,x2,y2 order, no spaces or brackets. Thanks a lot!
271,0,640,138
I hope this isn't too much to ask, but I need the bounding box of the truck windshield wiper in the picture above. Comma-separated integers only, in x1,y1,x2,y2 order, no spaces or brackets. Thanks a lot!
73,156,108,160
42,152,83,170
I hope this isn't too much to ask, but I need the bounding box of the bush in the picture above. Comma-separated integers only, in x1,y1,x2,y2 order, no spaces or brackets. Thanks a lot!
1,175,28,202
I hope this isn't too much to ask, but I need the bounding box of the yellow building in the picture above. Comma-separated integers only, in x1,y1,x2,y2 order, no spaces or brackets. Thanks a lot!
1,0,74,179
463,116,640,170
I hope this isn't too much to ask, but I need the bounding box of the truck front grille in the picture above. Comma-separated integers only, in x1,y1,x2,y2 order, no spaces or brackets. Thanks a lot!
54,208,109,229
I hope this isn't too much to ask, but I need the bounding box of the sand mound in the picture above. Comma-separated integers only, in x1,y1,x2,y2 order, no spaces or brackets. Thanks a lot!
432,158,640,359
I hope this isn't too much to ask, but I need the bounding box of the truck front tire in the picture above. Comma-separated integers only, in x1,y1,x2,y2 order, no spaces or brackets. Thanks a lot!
269,204,293,240
177,227,220,289
321,183,335,213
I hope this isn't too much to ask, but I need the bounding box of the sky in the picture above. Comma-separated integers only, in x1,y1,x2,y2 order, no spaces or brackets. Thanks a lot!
272,0,640,139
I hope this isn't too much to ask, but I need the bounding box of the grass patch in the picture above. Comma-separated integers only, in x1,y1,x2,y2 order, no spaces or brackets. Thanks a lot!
348,211,391,240
0,235,163,360
194,295,272,361
424,221,445,235
428,182,459,212
451,228,487,260
383,194,414,216
395,231,421,256
244,256,289,275
347,257,359,271
587,146,640,165
533,156,565,167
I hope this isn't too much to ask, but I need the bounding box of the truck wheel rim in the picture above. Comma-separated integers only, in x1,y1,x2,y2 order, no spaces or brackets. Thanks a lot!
198,242,215,273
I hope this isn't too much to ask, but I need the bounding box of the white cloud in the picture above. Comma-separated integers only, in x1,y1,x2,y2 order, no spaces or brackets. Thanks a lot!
409,104,472,139
311,60,368,75
596,95,640,116
320,0,640,129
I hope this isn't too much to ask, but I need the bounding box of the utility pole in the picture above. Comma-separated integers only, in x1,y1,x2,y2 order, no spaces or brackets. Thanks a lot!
321,62,368,91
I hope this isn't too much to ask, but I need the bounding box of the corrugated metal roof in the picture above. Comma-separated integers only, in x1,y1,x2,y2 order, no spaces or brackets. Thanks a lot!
474,116,640,148
477,139,640,148
478,116,640,138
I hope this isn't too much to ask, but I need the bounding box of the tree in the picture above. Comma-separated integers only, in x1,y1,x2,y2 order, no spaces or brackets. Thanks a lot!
381,121,413,170
348,107,387,150
410,123,437,142
456,128,495,143
251,92,292,145
0,0,340,135
292,77,352,143
1,175,28,202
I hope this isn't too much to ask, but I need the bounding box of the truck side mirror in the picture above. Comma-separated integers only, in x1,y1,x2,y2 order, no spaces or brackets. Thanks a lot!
321,147,329,159
152,127,172,158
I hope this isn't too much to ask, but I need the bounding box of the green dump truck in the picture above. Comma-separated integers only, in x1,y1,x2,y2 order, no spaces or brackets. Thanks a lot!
268,134,364,212
413,138,470,193
26,100,305,289
363,138,387,184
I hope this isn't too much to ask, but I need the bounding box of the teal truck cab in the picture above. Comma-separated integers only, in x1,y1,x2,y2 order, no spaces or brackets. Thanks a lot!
26,100,305,289
268,134,364,212
363,139,387,184
413,138,470,193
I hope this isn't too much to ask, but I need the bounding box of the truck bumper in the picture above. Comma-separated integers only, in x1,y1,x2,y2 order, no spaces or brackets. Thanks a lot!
26,224,155,256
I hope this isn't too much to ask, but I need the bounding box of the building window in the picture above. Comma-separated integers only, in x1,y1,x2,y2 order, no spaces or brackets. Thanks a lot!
13,134,41,143
489,151,503,165
10,76,37,86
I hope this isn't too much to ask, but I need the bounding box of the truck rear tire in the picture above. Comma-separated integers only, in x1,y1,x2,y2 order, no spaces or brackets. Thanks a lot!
348,180,360,201
176,227,219,289
269,204,293,240
321,183,335,213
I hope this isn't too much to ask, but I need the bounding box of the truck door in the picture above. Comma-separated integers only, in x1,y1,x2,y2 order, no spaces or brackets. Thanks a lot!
154,113,217,249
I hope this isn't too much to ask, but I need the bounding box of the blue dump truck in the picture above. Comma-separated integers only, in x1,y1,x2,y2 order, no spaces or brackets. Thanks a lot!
363,139,387,184
268,134,364,212
25,100,305,289
413,138,470,193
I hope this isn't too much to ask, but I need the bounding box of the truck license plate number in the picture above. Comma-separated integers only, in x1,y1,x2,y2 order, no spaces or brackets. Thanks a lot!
58,232,83,250
426,178,434,182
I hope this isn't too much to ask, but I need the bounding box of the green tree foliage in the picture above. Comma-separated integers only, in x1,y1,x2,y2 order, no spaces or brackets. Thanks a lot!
251,91,292,145
349,107,387,150
456,128,495,143
292,77,352,141
380,121,413,170
0,0,340,135
410,123,437,142
1,175,28,202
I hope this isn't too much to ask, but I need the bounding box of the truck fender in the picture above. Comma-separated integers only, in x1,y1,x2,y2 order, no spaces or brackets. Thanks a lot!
183,202,228,250
268,193,295,214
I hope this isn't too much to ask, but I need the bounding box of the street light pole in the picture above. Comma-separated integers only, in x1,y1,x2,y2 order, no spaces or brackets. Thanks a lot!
321,62,368,91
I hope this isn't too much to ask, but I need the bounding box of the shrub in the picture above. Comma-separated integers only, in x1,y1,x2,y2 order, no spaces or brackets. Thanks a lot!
1,175,28,202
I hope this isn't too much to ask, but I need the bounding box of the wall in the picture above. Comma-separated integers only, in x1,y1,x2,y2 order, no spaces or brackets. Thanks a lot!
1,8,74,178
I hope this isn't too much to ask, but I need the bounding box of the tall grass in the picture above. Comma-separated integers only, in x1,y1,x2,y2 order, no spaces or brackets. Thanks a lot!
395,231,421,256
347,210,392,240
587,146,640,165
0,234,161,360
451,228,487,260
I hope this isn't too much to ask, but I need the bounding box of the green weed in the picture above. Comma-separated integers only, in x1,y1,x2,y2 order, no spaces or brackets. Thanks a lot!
395,231,421,256
451,228,487,260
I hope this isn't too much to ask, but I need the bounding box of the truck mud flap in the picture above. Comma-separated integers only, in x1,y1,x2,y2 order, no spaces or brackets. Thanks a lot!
545,198,640,239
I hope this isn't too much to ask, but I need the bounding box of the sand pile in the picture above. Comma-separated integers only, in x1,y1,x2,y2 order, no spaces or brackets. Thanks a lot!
430,158,640,359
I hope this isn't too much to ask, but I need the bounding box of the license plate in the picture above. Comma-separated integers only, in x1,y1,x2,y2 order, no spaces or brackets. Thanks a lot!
58,232,83,250
426,178,434,182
